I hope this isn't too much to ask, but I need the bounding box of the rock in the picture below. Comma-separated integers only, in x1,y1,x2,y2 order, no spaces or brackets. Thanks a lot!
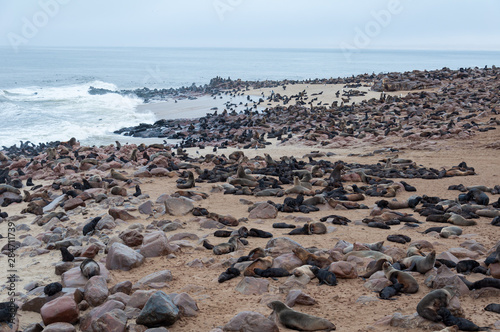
109,208,136,221
63,197,85,211
285,290,317,307
460,240,486,254
42,322,76,332
489,262,500,279
61,263,109,288
329,261,358,279
173,293,198,317
199,218,222,229
126,324,148,332
164,197,194,216
80,300,125,332
265,237,303,258
136,291,179,327
139,201,154,215
223,311,279,332
168,232,199,242
127,290,156,309
271,253,303,271
84,276,109,307
133,270,173,290
91,308,128,332
140,231,173,258
96,214,116,230
388,312,445,330
40,296,79,325
279,275,311,293
364,278,392,292
21,235,42,247
43,195,67,213
119,229,144,247
436,251,460,264
108,292,131,306
448,247,480,259
235,277,269,295
470,287,500,299
248,203,278,219
383,247,406,262
80,244,100,258
106,242,145,271
111,186,127,196
432,265,469,296
110,281,133,295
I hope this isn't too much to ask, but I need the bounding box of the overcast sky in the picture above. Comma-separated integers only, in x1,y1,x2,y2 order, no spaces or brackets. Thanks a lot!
1,0,499,50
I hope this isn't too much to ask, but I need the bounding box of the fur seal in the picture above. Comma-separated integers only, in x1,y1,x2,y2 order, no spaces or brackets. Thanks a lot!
484,303,500,314
417,287,455,322
402,250,436,274
80,258,100,279
293,265,315,279
244,257,273,276
440,226,462,238
360,258,389,278
383,262,419,293
254,267,291,278
237,247,266,262
269,300,336,331
387,234,411,244
459,277,500,290
272,222,296,229
293,247,332,268
82,216,102,236
60,247,74,262
456,260,480,274
248,228,273,238
218,267,240,283
379,281,403,300
177,171,195,189
310,266,337,286
213,236,244,255
437,307,488,331
44,282,63,296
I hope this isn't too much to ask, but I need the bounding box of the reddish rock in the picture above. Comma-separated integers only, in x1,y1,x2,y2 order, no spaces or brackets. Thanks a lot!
61,264,109,288
164,197,194,216
110,281,133,295
490,262,500,278
119,229,144,247
328,261,358,279
108,292,131,306
84,276,109,307
40,296,79,325
80,300,125,332
108,208,136,221
173,293,198,317
285,290,317,307
63,198,85,211
271,253,303,271
90,308,127,332
127,290,156,309
106,242,145,271
42,322,76,332
132,270,173,290
81,244,100,258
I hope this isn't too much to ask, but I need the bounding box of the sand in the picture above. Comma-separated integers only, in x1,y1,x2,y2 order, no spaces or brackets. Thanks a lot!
1,82,499,331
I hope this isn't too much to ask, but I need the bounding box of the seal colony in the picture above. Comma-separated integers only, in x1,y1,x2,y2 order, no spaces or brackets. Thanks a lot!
0,67,499,331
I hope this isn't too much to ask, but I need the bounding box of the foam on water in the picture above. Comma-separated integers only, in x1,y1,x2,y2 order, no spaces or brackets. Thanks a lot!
0,81,155,147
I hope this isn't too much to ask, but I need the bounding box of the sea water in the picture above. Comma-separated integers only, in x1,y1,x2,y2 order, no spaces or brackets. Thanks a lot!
1,47,499,147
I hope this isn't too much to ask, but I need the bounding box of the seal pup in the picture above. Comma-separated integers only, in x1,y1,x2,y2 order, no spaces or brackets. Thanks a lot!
437,307,488,331
272,222,296,229
456,260,480,274
440,226,462,238
293,265,315,279
402,250,436,274
254,268,291,278
459,277,500,290
213,236,244,255
387,234,411,244
82,216,102,236
60,247,74,262
379,281,403,300
383,262,419,293
44,282,63,296
310,266,337,286
484,303,500,314
80,258,101,279
218,267,240,283
268,300,336,331
416,287,455,322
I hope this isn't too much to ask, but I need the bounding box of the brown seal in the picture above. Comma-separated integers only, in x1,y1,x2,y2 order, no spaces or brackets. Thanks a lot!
269,300,336,331
293,247,332,268
402,250,436,274
243,257,273,276
416,287,455,322
383,261,419,293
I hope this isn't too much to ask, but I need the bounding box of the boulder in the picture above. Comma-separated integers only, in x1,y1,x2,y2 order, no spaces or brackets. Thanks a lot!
140,231,173,258
223,311,278,332
91,308,127,332
127,290,156,309
328,261,358,279
265,237,303,258
248,203,278,219
42,322,76,332
173,293,198,317
109,208,136,221
84,276,109,307
80,300,125,332
110,281,133,295
40,296,79,325
235,277,269,295
139,201,154,215
61,263,109,288
271,253,303,271
285,290,317,307
136,291,179,327
163,197,194,216
106,243,145,271
133,270,173,290
63,198,85,211
119,229,144,247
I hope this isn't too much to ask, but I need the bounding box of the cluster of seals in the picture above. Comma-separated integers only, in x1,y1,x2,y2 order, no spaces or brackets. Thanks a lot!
268,300,336,331
416,287,455,322
383,262,419,294
437,307,488,331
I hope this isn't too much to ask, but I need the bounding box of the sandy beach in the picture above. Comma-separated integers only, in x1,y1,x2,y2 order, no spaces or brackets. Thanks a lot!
1,68,499,332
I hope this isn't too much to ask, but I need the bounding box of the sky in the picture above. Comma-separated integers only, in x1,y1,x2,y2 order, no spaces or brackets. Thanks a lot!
0,0,499,51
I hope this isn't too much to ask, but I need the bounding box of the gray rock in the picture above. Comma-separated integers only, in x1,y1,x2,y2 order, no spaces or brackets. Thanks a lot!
432,265,470,296
164,197,194,216
90,308,128,332
235,277,269,295
133,270,173,290
127,290,156,309
285,289,317,307
139,201,154,215
364,278,391,292
84,275,109,307
223,311,279,332
265,237,303,257
136,291,180,327
248,203,278,219
106,242,145,271
173,293,198,317
96,214,117,230
140,231,174,258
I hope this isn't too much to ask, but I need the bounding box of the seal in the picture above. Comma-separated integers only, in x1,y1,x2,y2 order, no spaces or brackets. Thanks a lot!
60,247,74,262
268,300,336,331
484,303,500,314
237,247,266,262
379,281,403,300
402,250,436,274
243,257,273,276
254,267,291,278
437,307,488,331
293,265,315,279
293,247,332,268
440,226,462,238
310,266,337,286
218,267,240,283
177,170,195,189
360,258,389,278
82,216,102,236
213,236,244,255
459,277,500,290
80,258,101,279
248,228,273,238
383,261,419,293
272,222,296,229
44,282,63,296
387,234,411,244
416,287,455,322
455,260,480,274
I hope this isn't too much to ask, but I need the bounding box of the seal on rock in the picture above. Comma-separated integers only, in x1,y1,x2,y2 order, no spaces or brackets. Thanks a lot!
416,287,455,322
402,250,436,274
44,282,63,296
268,300,336,331
60,247,74,262
80,258,101,279
383,261,419,293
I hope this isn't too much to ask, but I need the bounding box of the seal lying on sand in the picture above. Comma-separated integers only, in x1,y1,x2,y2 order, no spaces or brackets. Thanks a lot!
383,262,419,293
268,300,336,331
213,236,244,255
437,307,488,331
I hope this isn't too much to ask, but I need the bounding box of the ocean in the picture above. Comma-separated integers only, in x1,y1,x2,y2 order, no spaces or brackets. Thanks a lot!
1,47,499,147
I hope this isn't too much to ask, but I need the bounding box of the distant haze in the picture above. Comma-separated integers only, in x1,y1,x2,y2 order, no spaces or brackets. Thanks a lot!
1,0,499,51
